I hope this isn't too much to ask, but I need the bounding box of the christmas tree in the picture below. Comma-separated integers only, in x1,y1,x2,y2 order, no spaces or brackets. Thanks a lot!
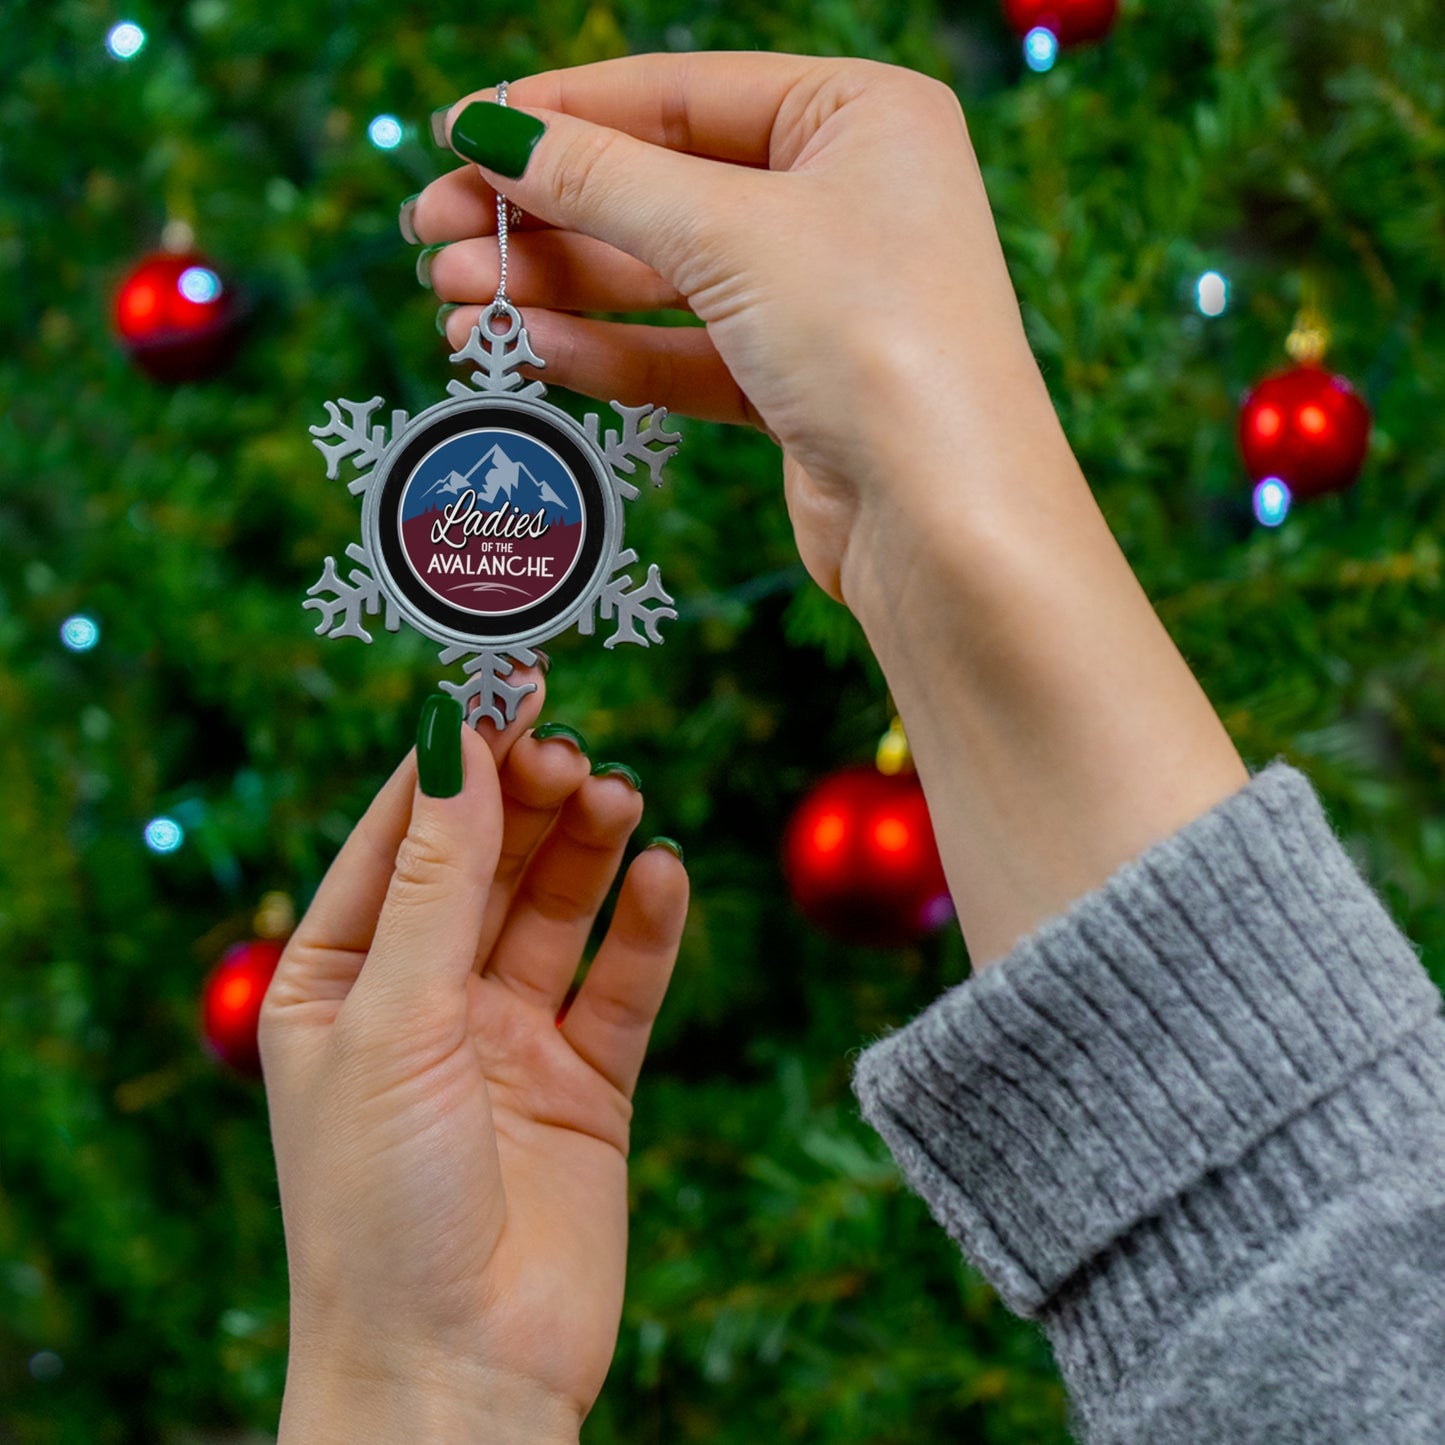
3,0,1443,1440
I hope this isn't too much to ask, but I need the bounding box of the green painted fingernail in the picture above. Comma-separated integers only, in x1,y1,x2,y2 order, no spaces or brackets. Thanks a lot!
417,694,464,798
591,760,641,791
450,100,546,179
398,193,422,245
430,105,453,148
416,242,448,290
645,836,684,864
435,302,460,337
533,722,589,755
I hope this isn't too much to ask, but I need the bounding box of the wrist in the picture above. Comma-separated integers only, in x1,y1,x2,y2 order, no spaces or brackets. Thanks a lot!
279,1340,582,1445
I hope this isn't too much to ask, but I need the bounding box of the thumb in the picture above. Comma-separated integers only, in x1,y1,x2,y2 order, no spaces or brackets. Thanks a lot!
346,695,503,1029
441,95,758,289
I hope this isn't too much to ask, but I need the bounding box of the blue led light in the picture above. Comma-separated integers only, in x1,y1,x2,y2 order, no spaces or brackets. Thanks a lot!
1253,477,1292,528
368,114,404,150
178,266,222,303
60,615,100,652
1024,26,1059,72
106,21,146,59
1196,270,1229,317
144,817,185,853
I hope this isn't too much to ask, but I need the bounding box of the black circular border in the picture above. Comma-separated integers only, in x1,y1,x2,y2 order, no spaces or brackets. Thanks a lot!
377,404,607,642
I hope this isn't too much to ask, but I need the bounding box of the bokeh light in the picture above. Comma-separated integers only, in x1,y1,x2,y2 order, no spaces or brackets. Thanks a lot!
178,266,222,304
368,114,404,150
105,21,146,59
60,615,100,652
144,817,185,853
1024,26,1059,72
1253,477,1292,528
1196,270,1229,317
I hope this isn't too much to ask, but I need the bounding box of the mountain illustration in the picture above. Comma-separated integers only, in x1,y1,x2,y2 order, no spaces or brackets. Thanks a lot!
418,443,574,525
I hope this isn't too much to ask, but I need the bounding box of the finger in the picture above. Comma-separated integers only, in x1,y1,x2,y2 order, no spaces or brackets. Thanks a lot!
479,52,848,166
345,710,504,1031
472,726,593,971
559,844,689,1100
410,163,556,246
483,771,645,1012
440,307,761,426
430,231,687,314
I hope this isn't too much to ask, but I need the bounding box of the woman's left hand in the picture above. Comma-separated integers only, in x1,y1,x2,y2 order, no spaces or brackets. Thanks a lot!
260,676,688,1443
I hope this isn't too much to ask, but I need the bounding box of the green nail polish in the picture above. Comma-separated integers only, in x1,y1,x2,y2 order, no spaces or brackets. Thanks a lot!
450,100,546,179
591,760,641,791
430,105,453,148
533,722,589,755
645,836,684,865
417,694,464,797
398,193,422,245
416,242,448,290
435,302,460,337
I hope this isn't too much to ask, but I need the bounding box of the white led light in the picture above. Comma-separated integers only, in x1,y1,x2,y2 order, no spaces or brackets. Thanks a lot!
368,114,404,150
1024,26,1059,72
1253,477,1291,528
106,21,146,59
60,615,100,652
144,817,185,853
178,266,222,303
1196,270,1229,317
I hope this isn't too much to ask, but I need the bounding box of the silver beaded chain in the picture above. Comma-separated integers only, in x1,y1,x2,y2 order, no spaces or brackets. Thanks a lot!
491,82,524,319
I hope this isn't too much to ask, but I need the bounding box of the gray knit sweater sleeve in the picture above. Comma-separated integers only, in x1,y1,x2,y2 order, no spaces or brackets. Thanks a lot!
849,759,1445,1442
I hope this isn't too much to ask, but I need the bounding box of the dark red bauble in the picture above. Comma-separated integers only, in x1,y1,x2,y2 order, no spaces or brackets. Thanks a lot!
1237,362,1372,500
783,766,954,947
1003,0,1119,45
200,939,284,1076
113,251,239,383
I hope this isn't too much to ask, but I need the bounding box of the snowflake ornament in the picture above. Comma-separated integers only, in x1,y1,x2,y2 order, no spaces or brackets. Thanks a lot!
305,303,680,727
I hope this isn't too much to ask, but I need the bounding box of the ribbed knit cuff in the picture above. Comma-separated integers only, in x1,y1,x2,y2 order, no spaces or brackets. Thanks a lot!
849,758,1444,1319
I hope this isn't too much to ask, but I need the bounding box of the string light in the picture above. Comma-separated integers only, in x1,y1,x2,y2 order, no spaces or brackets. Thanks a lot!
105,21,146,59
60,615,100,652
178,266,222,303
367,114,404,150
1024,27,1060,72
1253,477,1292,528
144,817,185,853
1196,270,1229,317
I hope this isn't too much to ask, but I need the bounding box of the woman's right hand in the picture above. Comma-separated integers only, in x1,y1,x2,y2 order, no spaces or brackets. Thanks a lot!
410,53,1061,606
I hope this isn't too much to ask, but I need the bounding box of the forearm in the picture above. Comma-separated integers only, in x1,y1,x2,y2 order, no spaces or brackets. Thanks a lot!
841,353,1249,970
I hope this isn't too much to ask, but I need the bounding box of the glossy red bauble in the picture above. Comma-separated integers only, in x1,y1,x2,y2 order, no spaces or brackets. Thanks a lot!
113,251,239,382
1237,362,1372,500
200,939,284,1076
1003,0,1119,45
783,766,953,947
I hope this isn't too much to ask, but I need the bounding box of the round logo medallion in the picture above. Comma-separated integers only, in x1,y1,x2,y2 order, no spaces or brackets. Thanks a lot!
398,428,586,616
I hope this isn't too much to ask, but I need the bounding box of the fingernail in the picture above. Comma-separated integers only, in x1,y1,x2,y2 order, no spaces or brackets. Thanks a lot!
532,722,589,756
435,302,460,337
416,242,448,290
532,648,551,676
430,105,453,148
591,760,641,791
398,193,422,245
644,836,684,865
450,100,546,179
417,693,464,797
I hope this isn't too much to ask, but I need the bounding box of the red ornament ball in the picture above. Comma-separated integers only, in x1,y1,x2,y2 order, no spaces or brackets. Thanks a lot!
1003,0,1118,45
200,939,284,1076
783,765,954,947
1238,362,1372,500
113,250,239,382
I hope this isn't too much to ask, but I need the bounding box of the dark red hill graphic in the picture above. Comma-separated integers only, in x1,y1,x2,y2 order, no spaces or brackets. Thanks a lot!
401,506,584,613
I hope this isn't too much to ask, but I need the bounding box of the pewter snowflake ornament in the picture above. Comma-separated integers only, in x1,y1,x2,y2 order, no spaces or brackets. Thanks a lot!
304,302,680,728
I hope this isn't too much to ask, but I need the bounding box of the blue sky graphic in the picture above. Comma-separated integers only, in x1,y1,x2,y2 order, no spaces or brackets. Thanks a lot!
402,429,580,525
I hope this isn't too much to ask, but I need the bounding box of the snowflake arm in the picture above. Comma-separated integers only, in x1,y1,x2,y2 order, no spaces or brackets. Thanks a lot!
578,549,677,647
448,312,547,400
303,543,400,642
436,645,541,730
309,398,408,488
584,402,681,501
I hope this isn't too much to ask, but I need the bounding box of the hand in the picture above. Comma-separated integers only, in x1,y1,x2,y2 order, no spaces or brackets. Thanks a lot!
411,53,1057,603
259,677,688,1442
